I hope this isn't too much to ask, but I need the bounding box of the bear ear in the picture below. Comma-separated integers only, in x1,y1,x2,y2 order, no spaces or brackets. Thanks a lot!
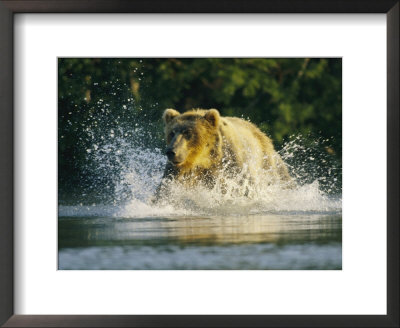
204,109,220,127
163,108,180,124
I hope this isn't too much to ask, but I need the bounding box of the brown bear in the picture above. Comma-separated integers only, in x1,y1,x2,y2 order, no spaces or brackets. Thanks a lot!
153,108,292,200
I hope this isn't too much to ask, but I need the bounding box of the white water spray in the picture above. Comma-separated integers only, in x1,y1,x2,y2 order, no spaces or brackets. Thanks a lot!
59,124,341,218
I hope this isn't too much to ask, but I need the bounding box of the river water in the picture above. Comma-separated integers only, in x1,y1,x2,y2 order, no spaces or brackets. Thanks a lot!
58,128,342,270
58,195,341,270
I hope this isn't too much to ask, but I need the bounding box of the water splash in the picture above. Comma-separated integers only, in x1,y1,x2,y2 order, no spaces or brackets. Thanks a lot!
280,134,342,194
59,119,342,218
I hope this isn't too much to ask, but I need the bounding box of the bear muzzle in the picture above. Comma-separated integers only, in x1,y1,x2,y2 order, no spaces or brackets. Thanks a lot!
166,148,185,165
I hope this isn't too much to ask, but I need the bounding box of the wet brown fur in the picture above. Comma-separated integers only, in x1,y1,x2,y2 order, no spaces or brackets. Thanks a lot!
155,108,292,198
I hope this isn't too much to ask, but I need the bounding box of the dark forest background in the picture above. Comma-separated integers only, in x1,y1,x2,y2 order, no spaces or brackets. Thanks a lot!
58,58,342,202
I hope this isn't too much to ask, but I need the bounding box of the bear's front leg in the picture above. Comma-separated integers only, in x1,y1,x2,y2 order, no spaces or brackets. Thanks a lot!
151,162,179,204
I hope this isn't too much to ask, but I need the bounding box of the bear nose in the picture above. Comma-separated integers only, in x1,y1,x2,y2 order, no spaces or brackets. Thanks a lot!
166,149,176,160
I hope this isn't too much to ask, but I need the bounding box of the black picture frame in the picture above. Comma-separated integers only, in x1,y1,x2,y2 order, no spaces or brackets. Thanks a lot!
0,1,398,327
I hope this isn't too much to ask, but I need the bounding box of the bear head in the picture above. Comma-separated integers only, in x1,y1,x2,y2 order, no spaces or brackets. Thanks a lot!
162,108,221,169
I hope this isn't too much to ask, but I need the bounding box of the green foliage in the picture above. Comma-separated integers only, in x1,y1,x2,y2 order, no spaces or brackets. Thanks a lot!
58,58,341,195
